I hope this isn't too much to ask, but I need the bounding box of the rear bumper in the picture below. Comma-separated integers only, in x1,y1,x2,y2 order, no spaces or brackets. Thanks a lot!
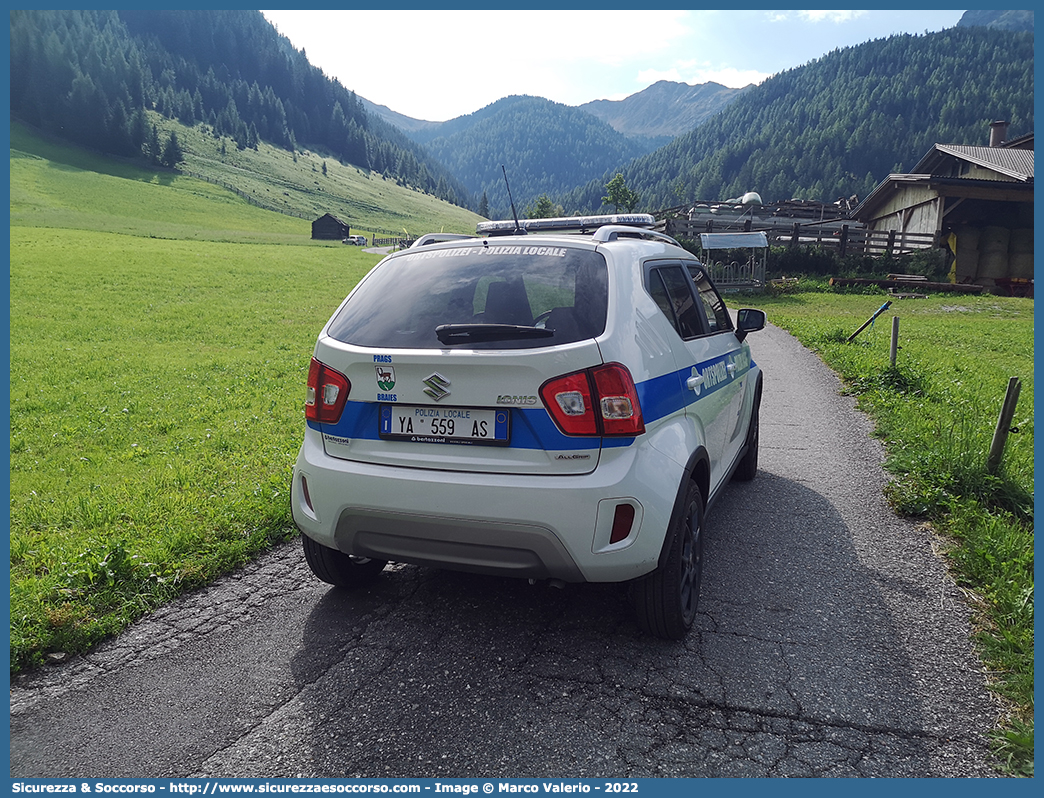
291,427,685,583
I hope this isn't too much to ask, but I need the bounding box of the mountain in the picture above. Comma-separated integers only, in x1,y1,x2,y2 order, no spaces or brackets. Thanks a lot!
366,79,750,147
412,96,658,218
579,80,751,143
11,11,1035,224
361,81,753,210
957,9,1034,32
399,96,544,147
357,95,441,136
559,25,1034,213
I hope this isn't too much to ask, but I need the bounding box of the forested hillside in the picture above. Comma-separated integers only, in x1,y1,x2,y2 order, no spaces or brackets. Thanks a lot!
383,83,751,216
560,26,1034,213
9,9,471,208
9,11,1034,222
413,96,656,217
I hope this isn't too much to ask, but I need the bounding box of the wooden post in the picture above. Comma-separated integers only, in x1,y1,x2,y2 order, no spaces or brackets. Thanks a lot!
847,301,892,342
839,224,849,257
889,316,899,367
987,377,1021,474
886,229,897,256
790,222,800,247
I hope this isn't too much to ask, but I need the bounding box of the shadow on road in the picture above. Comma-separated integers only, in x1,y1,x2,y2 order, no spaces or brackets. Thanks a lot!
275,470,931,777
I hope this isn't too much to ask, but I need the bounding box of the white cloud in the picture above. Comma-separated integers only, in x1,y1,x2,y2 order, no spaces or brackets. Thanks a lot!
796,10,869,24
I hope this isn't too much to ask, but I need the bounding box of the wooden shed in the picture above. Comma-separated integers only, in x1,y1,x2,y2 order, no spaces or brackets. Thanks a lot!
311,213,350,240
851,122,1033,292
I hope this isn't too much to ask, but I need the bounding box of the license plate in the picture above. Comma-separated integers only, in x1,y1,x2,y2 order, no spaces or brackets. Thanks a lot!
379,405,510,446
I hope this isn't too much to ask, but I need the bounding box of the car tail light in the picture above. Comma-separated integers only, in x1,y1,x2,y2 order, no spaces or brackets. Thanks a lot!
305,358,350,424
592,363,645,436
540,370,597,436
540,363,645,437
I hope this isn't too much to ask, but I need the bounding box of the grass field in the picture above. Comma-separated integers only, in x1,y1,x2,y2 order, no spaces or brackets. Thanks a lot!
8,122,1033,774
9,120,477,672
10,117,484,241
9,227,377,669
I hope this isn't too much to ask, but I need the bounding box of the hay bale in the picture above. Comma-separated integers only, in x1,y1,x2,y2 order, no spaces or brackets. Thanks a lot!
980,225,1011,254
978,226,1010,280
953,227,980,281
1010,227,1033,253
1010,252,1034,279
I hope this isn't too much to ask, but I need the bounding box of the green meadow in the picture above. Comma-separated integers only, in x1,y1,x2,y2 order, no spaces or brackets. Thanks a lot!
9,120,479,672
10,229,372,662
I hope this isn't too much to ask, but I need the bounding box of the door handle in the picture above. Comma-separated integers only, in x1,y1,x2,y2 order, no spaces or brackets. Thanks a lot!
686,373,704,392
726,363,737,376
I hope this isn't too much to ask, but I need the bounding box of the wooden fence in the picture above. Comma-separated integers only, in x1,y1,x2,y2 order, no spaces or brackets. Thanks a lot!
179,169,312,220
777,224,937,256
372,237,415,248
666,218,937,257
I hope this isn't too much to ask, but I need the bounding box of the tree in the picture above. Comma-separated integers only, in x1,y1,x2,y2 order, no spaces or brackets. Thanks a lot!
477,191,489,219
525,193,562,219
160,130,183,167
145,122,161,163
602,173,639,213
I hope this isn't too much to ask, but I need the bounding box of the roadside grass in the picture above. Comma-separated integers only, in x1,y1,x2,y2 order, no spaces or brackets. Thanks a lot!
739,287,1034,775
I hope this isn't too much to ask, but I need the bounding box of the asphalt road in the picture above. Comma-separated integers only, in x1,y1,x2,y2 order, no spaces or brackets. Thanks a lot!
10,322,1001,778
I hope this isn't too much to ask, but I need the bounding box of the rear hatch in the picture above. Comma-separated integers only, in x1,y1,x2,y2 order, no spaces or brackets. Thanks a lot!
308,239,616,476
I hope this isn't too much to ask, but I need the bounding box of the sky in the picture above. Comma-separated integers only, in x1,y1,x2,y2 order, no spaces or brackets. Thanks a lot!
261,9,966,122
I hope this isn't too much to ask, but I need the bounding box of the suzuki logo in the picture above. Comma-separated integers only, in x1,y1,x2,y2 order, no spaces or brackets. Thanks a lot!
422,372,451,401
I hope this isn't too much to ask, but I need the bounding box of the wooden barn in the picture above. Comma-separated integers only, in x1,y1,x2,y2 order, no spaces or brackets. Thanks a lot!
311,213,350,240
851,121,1033,292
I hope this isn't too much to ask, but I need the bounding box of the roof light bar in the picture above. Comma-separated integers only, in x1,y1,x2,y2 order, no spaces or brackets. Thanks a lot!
476,214,656,235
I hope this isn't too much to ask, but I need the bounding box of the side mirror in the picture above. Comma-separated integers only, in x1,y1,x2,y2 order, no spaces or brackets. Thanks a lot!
735,308,766,342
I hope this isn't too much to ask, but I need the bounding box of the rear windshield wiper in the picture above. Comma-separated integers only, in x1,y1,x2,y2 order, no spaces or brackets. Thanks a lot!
435,323,555,345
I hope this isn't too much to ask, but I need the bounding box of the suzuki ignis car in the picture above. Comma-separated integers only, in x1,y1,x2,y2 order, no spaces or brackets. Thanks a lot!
292,214,765,639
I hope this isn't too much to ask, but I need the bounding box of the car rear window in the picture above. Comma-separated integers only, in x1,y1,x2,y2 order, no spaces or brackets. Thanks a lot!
326,243,609,349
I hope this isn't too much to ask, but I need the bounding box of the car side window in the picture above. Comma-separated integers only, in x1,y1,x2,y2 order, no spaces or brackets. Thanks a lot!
687,265,733,333
647,265,706,339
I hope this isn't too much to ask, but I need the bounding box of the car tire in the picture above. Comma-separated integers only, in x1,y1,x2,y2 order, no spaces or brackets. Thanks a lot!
301,534,386,588
733,394,760,482
632,481,705,640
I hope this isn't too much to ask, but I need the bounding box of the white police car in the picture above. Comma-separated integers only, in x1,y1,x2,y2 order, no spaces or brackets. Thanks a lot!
292,214,765,639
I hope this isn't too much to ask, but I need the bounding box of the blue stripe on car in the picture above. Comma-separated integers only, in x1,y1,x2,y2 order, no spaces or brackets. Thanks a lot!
310,353,751,450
